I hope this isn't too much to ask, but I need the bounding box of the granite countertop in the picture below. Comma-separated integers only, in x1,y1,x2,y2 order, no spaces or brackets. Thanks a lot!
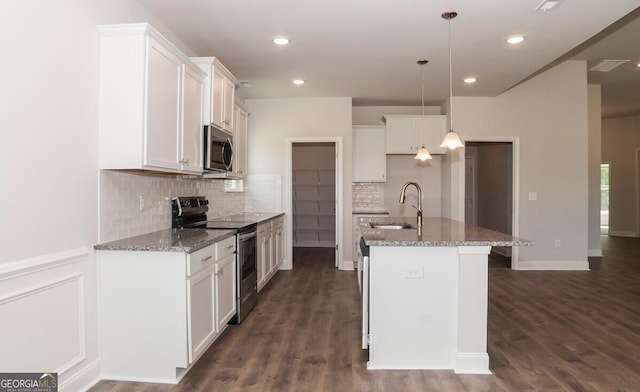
361,217,534,247
210,211,284,223
94,228,236,253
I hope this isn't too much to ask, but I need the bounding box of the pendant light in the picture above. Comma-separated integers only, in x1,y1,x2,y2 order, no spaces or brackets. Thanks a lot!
439,11,464,150
415,60,433,161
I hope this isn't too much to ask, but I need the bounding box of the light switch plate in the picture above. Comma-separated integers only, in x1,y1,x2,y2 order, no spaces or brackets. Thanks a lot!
528,192,538,201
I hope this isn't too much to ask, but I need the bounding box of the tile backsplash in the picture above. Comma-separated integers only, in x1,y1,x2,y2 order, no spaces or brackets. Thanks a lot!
99,171,245,242
352,182,386,212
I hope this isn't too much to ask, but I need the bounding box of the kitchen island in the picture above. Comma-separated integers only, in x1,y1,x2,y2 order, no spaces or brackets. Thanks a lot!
360,217,532,374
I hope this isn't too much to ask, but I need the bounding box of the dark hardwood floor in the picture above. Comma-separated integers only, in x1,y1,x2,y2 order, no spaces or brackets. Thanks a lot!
90,238,640,392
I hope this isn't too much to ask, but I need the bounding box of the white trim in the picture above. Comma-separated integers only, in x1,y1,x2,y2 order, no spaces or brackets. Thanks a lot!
285,137,344,270
454,352,491,375
608,230,639,238
59,359,101,392
588,249,603,257
516,260,590,271
459,136,520,269
0,247,90,280
342,260,355,271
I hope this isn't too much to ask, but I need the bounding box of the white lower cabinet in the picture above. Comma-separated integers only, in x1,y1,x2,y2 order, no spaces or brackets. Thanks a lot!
214,253,237,332
257,222,272,291
98,235,236,383
257,216,285,292
188,264,216,362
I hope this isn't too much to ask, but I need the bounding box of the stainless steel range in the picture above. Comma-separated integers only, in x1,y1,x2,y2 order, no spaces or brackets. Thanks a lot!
172,196,257,324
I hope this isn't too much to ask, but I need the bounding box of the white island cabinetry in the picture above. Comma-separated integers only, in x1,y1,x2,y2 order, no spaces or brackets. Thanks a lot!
98,23,205,174
361,217,532,373
98,234,236,383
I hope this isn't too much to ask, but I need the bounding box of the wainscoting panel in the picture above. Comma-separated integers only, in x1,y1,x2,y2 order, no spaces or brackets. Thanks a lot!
0,248,89,376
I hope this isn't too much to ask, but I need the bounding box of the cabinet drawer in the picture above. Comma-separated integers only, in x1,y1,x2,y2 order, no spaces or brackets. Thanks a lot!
187,244,215,276
215,235,236,260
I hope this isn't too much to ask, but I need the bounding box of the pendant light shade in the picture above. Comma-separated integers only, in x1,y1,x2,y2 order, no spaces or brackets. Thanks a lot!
415,146,433,161
415,60,433,161
439,11,464,150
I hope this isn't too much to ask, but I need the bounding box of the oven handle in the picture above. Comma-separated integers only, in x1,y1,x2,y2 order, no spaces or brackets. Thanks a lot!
238,230,256,241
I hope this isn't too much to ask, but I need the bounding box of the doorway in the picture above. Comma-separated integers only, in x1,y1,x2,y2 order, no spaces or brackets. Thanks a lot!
285,138,343,269
465,141,514,267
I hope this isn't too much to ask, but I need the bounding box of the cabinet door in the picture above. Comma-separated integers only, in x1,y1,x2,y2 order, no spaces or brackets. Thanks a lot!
181,64,204,173
187,266,216,363
211,67,225,128
214,254,237,332
257,223,271,289
145,37,182,170
233,106,249,178
271,221,283,273
385,117,420,154
222,78,236,131
353,126,386,182
420,115,447,154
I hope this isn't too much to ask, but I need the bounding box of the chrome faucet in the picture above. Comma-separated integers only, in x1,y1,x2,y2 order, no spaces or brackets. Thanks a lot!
399,181,423,236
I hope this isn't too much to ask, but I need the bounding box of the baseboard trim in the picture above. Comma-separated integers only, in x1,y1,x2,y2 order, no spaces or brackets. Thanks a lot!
517,260,590,271
608,230,639,238
588,249,603,257
454,352,491,374
59,358,101,392
342,260,354,271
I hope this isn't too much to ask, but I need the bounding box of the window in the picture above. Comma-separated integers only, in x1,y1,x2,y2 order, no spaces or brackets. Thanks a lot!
601,163,610,231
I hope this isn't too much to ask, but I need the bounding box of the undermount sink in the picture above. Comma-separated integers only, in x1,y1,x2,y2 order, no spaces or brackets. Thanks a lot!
369,222,415,230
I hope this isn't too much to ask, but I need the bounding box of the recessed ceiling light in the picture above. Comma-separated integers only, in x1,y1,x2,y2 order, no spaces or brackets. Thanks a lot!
273,36,290,45
464,77,476,84
507,35,525,44
293,79,305,85
535,0,562,12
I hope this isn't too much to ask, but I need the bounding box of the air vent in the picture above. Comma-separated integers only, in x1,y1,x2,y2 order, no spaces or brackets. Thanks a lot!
535,0,562,12
589,59,630,72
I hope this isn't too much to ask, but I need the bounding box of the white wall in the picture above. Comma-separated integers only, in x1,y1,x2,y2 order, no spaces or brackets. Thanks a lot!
444,61,590,270
384,156,442,217
0,1,211,391
0,1,101,390
246,98,353,267
602,114,640,237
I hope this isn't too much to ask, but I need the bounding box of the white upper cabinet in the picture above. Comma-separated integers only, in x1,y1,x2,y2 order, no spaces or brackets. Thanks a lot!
181,64,205,173
191,57,238,132
383,115,447,155
98,23,206,174
232,103,249,178
353,126,386,182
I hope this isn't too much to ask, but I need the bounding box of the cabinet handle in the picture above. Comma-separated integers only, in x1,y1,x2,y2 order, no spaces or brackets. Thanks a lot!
201,255,213,263
180,158,190,165
225,244,234,251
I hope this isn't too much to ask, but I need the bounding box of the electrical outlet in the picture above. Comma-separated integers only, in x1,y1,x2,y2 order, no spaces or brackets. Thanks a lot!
139,195,146,211
528,192,538,201
554,240,561,248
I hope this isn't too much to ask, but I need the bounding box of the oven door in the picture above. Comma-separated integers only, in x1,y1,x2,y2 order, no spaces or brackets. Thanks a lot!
234,228,257,323
205,125,233,171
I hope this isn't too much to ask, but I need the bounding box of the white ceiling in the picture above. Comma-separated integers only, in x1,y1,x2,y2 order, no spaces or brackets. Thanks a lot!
138,0,640,117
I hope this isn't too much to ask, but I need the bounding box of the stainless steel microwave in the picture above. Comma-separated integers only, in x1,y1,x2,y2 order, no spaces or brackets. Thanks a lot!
204,125,233,172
